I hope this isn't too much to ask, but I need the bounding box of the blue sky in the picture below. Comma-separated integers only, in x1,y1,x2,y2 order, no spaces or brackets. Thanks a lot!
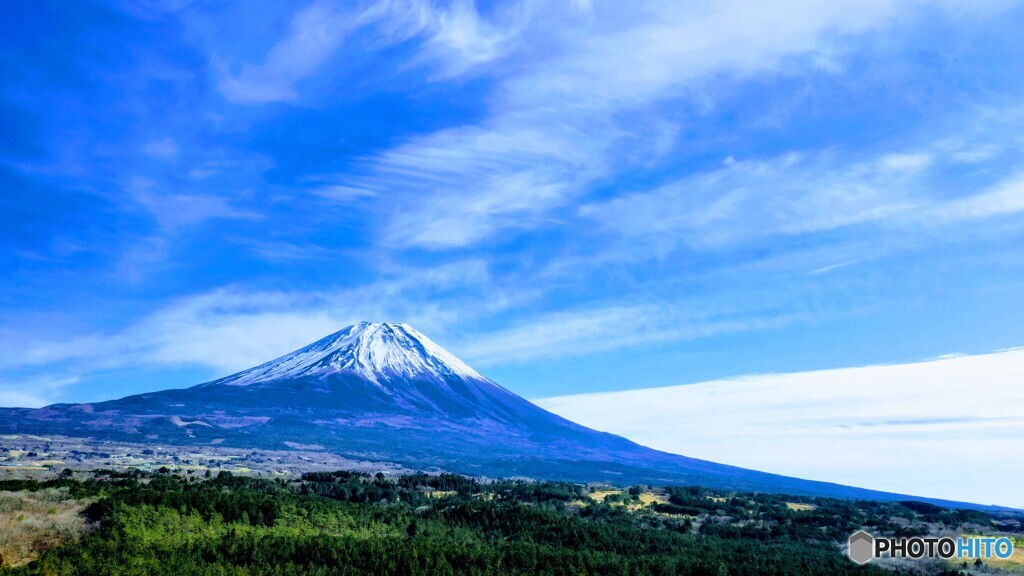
3,0,1024,409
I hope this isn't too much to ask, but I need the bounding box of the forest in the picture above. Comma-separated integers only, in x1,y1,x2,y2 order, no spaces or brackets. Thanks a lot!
0,469,1015,576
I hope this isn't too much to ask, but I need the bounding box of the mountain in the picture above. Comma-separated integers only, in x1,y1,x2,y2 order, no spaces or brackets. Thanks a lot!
0,322,993,508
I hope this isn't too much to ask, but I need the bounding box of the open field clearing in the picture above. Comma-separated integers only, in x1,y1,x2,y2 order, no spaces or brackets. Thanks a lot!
0,488,90,568
585,489,667,511
426,490,457,499
586,489,621,503
638,492,668,506
955,535,1024,572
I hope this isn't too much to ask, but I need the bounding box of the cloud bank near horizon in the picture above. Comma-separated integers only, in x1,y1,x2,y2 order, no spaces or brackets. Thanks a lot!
538,349,1024,508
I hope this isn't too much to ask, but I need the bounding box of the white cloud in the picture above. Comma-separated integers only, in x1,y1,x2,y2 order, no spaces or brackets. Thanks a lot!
458,304,812,366
213,0,1011,248
126,177,261,230
537,349,1024,508
311,184,377,202
932,174,1024,221
0,375,79,409
878,152,933,172
0,292,363,379
0,262,504,381
146,194,262,229
501,0,904,110
351,119,609,248
581,128,1024,254
217,1,355,103
216,0,536,103
949,145,1001,164
580,150,925,250
0,267,833,383
421,1,512,74
144,308,347,374
132,282,486,374
362,0,989,251
458,306,670,365
368,0,534,78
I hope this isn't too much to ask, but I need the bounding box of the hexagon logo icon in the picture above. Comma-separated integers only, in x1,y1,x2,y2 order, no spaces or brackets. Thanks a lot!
848,530,875,565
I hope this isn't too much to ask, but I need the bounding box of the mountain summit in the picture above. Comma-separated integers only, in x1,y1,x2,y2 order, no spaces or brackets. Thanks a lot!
207,322,488,387
0,323,985,508
192,322,537,426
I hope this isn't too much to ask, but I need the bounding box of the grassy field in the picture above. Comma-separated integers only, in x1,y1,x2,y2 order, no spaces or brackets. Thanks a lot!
0,488,90,568
426,490,457,498
638,492,668,506
584,489,669,512
952,535,1024,573
586,489,621,503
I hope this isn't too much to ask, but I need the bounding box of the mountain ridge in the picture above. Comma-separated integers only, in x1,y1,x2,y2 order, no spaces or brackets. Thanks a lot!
0,322,1010,511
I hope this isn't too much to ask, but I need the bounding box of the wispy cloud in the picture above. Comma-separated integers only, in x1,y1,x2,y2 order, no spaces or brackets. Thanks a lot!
216,0,538,104
126,178,261,231
144,138,179,160
0,260,503,381
500,0,902,109
580,114,1024,254
0,293,349,381
371,119,607,248
877,152,933,172
140,193,262,230
353,0,989,251
0,375,80,409
240,240,337,263
366,0,539,78
932,173,1024,221
188,168,218,180
538,349,1024,507
458,304,813,366
216,1,355,103
580,150,922,250
310,184,377,202
212,0,1021,252
458,306,669,365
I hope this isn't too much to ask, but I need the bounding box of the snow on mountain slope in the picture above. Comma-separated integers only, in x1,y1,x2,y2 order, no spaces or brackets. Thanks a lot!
204,322,491,388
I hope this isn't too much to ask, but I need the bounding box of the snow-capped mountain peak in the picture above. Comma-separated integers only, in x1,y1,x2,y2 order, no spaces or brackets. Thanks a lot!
208,322,490,387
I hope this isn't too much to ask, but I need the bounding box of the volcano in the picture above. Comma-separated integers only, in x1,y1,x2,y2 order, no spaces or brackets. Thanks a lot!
0,322,986,506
